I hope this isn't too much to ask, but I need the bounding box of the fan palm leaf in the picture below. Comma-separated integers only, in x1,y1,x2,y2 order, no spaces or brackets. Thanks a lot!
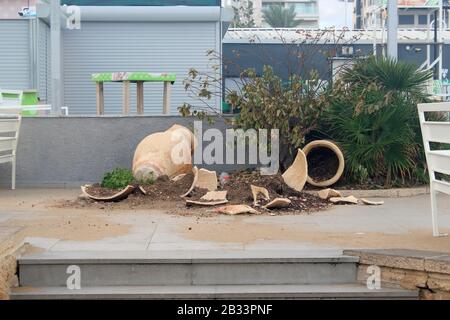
262,4,301,28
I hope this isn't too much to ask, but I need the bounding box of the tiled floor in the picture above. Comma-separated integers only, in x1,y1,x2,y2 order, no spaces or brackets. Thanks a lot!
0,188,449,253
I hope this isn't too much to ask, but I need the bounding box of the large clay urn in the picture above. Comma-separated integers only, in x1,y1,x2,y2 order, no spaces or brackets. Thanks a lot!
132,125,196,181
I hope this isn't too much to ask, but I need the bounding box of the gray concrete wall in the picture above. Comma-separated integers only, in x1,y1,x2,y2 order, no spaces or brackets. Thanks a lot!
0,116,252,188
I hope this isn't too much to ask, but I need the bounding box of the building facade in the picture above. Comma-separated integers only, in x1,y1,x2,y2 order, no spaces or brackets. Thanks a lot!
0,0,228,115
225,0,319,28
354,0,449,29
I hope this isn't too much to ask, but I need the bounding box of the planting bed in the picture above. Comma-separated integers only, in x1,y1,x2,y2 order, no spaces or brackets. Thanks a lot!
67,170,330,216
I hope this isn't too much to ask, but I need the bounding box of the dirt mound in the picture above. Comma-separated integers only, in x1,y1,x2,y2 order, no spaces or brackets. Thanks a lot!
139,173,195,201
63,170,329,215
223,171,299,203
222,171,329,212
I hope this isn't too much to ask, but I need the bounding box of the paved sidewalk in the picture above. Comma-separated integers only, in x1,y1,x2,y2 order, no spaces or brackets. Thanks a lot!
0,188,449,253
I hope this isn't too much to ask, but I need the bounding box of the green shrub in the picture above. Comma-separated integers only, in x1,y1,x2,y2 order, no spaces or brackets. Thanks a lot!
322,57,432,187
228,66,328,169
101,168,155,189
101,168,135,190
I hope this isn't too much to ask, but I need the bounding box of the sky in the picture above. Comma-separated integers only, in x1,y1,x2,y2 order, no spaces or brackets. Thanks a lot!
319,0,355,28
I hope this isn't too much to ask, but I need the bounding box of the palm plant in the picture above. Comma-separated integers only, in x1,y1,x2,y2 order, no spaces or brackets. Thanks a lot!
323,57,432,187
324,91,418,186
262,4,301,28
341,56,432,103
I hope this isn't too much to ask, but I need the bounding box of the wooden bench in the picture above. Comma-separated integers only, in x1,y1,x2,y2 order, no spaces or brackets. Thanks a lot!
92,72,176,115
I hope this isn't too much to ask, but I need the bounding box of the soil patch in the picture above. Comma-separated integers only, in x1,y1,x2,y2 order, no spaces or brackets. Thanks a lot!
221,171,329,212
60,170,329,216
0,212,130,242
139,173,195,201
307,147,339,182
85,184,123,198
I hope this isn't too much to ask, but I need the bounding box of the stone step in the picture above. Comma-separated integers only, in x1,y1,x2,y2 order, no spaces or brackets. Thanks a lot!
11,284,418,300
18,251,360,287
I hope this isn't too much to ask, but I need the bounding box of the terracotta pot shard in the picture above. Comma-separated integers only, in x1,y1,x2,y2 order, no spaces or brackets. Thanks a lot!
195,168,218,191
329,195,359,205
180,166,199,198
186,199,228,207
214,205,259,215
201,191,228,201
81,185,135,202
264,198,292,209
282,149,308,192
318,188,342,200
250,185,270,205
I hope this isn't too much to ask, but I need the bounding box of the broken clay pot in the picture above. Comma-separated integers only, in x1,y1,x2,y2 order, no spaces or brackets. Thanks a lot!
186,199,228,207
302,140,345,188
329,195,358,205
81,185,135,202
132,124,196,181
282,149,308,192
318,188,342,200
195,168,218,191
264,198,292,209
251,185,270,206
214,205,259,215
201,191,228,201
180,166,199,198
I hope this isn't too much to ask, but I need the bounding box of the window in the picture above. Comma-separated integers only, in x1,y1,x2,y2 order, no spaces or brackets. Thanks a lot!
399,14,415,25
418,15,428,25
292,2,317,15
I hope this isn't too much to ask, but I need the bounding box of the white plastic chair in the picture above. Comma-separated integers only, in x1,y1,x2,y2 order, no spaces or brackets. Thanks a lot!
418,102,450,237
0,115,21,189
0,89,23,106
0,89,68,115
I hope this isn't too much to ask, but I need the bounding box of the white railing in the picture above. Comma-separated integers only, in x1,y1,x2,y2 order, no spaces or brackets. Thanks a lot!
0,115,21,189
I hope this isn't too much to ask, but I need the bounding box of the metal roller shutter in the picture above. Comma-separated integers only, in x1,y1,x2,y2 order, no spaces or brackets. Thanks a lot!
62,21,219,115
37,19,50,103
0,20,30,90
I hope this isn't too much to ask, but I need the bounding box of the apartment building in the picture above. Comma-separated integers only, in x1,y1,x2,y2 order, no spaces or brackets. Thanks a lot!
354,0,449,29
225,0,319,27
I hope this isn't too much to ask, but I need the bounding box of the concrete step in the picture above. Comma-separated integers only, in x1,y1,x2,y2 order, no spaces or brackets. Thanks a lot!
18,251,360,287
11,284,418,300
